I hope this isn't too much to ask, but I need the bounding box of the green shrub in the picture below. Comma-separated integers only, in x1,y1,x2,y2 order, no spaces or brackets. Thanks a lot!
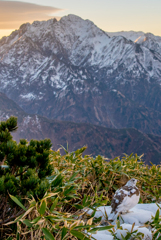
0,117,53,237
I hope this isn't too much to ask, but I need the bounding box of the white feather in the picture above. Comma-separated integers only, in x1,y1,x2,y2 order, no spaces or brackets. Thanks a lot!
116,193,140,213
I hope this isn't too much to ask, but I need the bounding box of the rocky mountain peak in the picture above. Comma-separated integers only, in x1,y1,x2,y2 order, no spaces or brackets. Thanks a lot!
1,15,161,137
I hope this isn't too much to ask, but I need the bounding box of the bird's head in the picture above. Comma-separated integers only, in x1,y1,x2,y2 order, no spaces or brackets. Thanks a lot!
125,178,137,187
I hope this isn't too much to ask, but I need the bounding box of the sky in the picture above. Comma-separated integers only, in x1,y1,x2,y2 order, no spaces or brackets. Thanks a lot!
0,0,161,39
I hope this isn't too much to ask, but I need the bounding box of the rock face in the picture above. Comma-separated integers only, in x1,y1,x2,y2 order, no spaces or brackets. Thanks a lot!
1,92,161,165
1,15,161,136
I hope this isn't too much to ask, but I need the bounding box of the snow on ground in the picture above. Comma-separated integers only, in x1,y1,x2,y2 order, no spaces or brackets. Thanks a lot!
86,204,161,239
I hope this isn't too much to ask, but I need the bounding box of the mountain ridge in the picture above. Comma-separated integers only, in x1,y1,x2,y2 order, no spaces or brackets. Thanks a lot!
107,31,161,43
0,92,161,164
1,15,161,139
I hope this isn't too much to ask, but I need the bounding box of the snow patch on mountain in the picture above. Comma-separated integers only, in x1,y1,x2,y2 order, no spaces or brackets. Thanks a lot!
23,115,41,130
20,93,36,100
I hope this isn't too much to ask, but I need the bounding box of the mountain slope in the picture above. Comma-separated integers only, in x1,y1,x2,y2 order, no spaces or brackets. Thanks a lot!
11,114,161,165
1,15,161,135
0,92,161,164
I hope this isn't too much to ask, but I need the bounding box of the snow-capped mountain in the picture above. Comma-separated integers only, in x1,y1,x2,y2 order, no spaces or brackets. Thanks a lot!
107,31,146,43
107,30,161,52
1,14,161,135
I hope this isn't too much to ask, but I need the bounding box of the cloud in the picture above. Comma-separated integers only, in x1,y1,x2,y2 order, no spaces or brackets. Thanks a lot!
0,1,64,29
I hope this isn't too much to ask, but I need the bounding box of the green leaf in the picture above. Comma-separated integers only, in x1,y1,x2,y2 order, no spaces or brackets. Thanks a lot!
50,198,58,212
45,215,75,222
75,204,84,209
155,209,160,221
90,209,96,218
9,194,27,211
93,216,102,223
74,225,96,230
42,228,55,240
60,144,69,154
51,174,63,188
16,233,20,240
64,186,75,195
40,200,46,215
22,219,32,228
121,234,126,240
82,194,87,206
74,146,87,156
66,194,79,199
70,230,90,240
61,227,67,240
69,172,78,182
156,203,161,210
31,216,42,224
89,225,113,234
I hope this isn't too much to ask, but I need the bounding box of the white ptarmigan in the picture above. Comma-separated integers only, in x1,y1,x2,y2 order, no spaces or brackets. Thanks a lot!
109,178,140,221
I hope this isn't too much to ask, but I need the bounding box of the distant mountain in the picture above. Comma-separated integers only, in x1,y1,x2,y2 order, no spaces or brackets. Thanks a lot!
1,15,161,136
107,31,146,43
1,92,161,165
